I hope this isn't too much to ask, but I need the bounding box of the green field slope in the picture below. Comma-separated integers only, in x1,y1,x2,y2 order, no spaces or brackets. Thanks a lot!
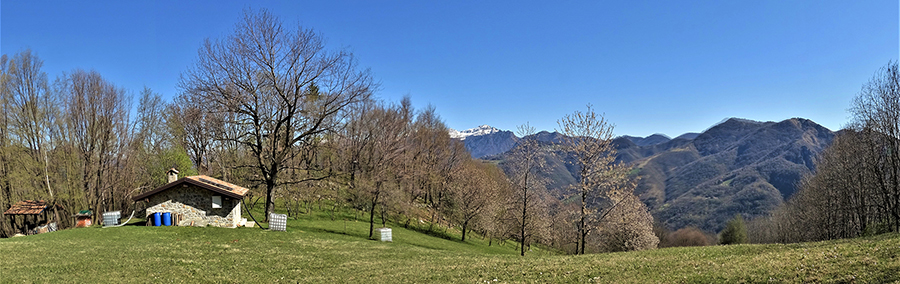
2,209,899,283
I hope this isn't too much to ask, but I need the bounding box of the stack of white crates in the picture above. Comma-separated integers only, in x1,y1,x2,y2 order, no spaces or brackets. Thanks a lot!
102,211,121,227
376,227,392,242
269,213,287,231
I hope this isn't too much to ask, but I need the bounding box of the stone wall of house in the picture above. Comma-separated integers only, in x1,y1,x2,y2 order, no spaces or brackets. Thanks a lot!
146,184,241,228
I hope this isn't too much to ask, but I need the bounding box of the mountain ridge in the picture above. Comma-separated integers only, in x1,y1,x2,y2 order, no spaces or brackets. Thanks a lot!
448,125,501,140
465,117,835,232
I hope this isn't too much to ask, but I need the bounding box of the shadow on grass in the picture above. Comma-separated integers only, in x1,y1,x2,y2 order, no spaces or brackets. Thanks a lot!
403,224,462,243
288,219,372,240
314,227,370,240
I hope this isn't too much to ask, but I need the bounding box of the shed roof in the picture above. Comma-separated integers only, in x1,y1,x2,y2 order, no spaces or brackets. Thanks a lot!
132,175,250,201
3,200,63,215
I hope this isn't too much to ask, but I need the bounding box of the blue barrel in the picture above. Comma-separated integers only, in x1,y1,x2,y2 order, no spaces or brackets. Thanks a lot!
162,212,172,226
151,212,161,226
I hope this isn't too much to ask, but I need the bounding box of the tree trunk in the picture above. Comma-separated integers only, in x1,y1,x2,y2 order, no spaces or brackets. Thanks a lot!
428,211,435,232
41,148,61,228
520,169,529,257
461,218,469,241
368,187,380,239
330,203,337,221
380,201,387,228
579,189,587,255
264,180,275,222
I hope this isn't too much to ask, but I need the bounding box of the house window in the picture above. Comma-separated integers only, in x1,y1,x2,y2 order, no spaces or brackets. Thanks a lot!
212,196,222,209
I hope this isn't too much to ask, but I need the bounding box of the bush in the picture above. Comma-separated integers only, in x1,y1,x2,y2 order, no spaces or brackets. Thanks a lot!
662,227,710,247
863,221,892,237
719,214,748,245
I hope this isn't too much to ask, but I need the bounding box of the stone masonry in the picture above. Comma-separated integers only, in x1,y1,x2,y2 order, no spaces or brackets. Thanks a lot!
146,184,241,228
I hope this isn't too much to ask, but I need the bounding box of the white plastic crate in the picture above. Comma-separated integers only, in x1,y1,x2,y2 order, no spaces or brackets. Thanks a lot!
103,211,121,226
376,227,392,242
269,213,287,231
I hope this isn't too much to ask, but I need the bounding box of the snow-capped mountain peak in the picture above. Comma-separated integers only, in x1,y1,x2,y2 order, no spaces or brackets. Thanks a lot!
449,125,500,140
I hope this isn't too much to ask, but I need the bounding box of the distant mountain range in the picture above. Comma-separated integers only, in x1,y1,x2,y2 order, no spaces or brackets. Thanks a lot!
452,118,835,233
621,134,674,146
450,125,517,158
449,125,501,140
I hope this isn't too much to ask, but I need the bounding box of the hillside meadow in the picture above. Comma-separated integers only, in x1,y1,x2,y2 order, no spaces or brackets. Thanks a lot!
1,208,899,283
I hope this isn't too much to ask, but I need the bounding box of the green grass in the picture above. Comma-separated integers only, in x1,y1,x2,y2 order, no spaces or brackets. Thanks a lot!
721,178,734,186
2,206,900,283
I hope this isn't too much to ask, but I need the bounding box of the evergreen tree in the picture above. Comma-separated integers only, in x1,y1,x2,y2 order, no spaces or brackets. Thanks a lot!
720,214,748,245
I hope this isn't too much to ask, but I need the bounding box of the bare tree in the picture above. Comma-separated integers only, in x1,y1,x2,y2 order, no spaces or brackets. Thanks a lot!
62,69,131,220
558,105,657,252
0,54,13,236
450,160,498,241
168,94,219,175
593,191,658,251
473,165,514,246
557,105,619,254
505,123,546,256
135,87,168,153
849,60,900,232
339,100,411,238
406,105,461,232
180,9,374,221
755,61,900,244
4,50,62,226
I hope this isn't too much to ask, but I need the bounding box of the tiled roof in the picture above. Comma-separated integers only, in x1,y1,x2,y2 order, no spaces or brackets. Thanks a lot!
132,175,250,201
3,200,62,215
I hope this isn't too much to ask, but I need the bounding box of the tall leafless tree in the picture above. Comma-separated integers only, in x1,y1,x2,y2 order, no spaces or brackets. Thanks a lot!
450,160,498,241
180,9,374,221
752,61,900,244
558,105,657,253
849,60,900,232
62,69,131,220
407,106,462,232
135,87,168,153
557,105,619,254
4,50,62,226
505,123,546,256
340,100,411,238
0,54,13,236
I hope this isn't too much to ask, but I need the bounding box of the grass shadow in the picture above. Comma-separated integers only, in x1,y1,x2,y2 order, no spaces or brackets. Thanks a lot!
403,223,461,243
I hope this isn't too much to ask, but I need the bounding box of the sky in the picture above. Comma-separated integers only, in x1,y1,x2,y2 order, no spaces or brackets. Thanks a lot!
2,1,898,137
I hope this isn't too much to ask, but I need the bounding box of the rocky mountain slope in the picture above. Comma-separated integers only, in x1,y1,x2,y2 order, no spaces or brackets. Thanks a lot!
449,125,501,140
450,125,518,158
461,130,519,158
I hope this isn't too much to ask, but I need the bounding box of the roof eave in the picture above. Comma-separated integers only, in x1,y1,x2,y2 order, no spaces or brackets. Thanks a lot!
132,177,246,201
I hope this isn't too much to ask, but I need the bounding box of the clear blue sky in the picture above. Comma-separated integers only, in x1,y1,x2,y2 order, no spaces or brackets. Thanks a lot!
2,1,897,137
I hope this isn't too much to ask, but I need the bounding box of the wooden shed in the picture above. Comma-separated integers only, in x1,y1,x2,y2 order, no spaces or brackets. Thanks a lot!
3,200,63,235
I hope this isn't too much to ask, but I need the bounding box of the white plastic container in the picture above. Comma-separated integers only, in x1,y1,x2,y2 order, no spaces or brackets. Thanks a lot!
376,228,392,242
269,213,287,231
102,211,121,226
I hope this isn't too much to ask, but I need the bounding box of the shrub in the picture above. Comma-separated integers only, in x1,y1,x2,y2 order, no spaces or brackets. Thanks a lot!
719,214,748,245
663,227,710,247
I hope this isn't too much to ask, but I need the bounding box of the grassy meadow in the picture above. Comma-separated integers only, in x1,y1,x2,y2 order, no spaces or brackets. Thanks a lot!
2,206,899,283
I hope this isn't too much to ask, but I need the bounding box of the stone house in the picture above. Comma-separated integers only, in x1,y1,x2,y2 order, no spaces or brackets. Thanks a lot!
132,169,249,228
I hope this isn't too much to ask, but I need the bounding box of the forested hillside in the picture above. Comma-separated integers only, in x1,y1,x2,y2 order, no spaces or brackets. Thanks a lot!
483,117,835,233
632,118,834,232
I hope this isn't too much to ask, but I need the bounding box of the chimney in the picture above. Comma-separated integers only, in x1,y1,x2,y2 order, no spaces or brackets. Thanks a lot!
166,168,180,183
